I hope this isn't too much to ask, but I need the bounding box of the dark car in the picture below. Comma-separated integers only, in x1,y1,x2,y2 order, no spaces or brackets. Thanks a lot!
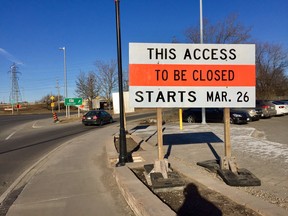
82,110,113,126
256,100,277,118
182,108,249,124
231,108,261,121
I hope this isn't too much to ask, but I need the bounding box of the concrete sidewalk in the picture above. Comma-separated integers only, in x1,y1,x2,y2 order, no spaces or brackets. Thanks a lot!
5,124,133,216
4,120,288,216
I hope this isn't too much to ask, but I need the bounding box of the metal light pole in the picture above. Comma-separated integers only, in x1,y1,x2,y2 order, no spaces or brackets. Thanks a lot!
59,47,68,117
200,0,206,124
114,0,128,167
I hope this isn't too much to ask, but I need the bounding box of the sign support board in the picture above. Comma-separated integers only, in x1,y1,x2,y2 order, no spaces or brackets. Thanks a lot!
129,43,255,108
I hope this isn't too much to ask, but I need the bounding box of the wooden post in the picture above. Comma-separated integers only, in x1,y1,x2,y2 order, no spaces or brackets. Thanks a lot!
222,107,238,173
224,107,231,158
157,108,164,160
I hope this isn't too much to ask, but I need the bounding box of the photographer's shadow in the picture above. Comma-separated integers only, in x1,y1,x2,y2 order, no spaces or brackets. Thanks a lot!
177,183,222,216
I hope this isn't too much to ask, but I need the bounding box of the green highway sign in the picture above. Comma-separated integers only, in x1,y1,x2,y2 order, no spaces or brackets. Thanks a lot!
64,98,83,106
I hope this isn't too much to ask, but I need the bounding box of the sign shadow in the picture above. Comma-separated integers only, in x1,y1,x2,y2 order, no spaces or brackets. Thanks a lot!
163,132,223,160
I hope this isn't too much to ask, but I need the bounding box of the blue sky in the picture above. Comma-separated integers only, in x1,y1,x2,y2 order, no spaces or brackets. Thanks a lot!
0,0,287,103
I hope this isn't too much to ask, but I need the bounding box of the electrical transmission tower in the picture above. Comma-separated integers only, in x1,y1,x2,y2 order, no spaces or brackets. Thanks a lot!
9,63,22,105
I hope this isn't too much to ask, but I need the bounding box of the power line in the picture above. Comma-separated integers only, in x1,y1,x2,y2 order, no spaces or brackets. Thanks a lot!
9,63,22,104
56,79,61,112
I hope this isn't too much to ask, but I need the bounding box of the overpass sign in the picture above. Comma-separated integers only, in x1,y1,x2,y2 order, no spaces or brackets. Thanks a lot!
64,98,83,106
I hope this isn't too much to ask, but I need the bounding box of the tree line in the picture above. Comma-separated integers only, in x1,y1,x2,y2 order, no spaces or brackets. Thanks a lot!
183,14,288,100
67,14,288,109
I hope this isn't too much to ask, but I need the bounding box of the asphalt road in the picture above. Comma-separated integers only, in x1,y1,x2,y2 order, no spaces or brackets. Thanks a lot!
0,114,50,140
0,117,97,196
0,112,156,197
244,114,288,145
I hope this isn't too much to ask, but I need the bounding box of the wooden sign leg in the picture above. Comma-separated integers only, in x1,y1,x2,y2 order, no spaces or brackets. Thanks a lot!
221,108,238,173
224,107,231,158
157,108,163,160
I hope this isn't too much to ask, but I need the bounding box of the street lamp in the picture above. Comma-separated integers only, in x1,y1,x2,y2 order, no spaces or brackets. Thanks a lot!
115,0,128,166
200,0,203,44
59,46,68,117
200,0,206,124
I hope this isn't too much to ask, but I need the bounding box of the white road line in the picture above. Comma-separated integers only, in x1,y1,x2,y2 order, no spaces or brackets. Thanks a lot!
5,131,16,140
32,121,43,129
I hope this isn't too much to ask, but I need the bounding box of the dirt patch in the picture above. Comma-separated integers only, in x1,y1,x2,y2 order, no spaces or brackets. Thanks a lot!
59,115,82,123
114,136,142,153
132,167,261,216
0,103,80,115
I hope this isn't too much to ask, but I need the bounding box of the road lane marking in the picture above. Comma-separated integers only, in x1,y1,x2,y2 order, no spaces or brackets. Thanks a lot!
32,121,43,129
5,131,16,140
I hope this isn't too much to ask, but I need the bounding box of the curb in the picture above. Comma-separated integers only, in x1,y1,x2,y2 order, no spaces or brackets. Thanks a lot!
113,166,175,216
106,125,174,216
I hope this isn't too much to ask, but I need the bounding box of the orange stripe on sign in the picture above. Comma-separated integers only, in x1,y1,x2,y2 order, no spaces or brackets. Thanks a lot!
129,64,255,86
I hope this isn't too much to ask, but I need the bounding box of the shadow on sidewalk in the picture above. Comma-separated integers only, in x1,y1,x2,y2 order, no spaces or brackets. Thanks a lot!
163,132,222,145
130,124,166,144
163,132,222,159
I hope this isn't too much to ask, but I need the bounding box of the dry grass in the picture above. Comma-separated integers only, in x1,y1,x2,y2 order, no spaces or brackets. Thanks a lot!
0,103,78,115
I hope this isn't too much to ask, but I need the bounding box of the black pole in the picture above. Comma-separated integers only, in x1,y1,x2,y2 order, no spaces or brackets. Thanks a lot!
115,0,128,167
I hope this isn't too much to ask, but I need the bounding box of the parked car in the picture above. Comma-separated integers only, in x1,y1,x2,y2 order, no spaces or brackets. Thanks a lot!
270,101,288,115
280,100,288,104
254,108,264,119
231,108,261,121
182,108,249,124
256,100,277,118
278,100,288,115
82,110,113,126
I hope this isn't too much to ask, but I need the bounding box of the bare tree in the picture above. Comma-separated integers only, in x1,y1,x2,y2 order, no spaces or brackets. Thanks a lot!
123,69,129,92
184,13,288,100
38,94,53,109
95,60,118,110
256,42,288,99
38,94,63,110
185,14,252,44
75,71,101,109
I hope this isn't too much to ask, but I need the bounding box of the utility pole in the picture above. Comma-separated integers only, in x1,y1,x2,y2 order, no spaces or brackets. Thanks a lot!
200,0,206,124
9,63,22,114
56,79,61,112
59,47,69,117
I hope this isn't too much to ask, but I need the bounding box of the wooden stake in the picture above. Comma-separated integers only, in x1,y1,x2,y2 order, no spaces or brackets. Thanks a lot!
224,107,231,158
157,108,164,160
221,108,239,173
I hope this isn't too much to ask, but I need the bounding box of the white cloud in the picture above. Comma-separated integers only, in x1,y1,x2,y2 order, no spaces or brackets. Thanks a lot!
0,48,23,65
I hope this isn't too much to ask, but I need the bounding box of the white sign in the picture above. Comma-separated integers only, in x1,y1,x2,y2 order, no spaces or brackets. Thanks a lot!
129,43,255,108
